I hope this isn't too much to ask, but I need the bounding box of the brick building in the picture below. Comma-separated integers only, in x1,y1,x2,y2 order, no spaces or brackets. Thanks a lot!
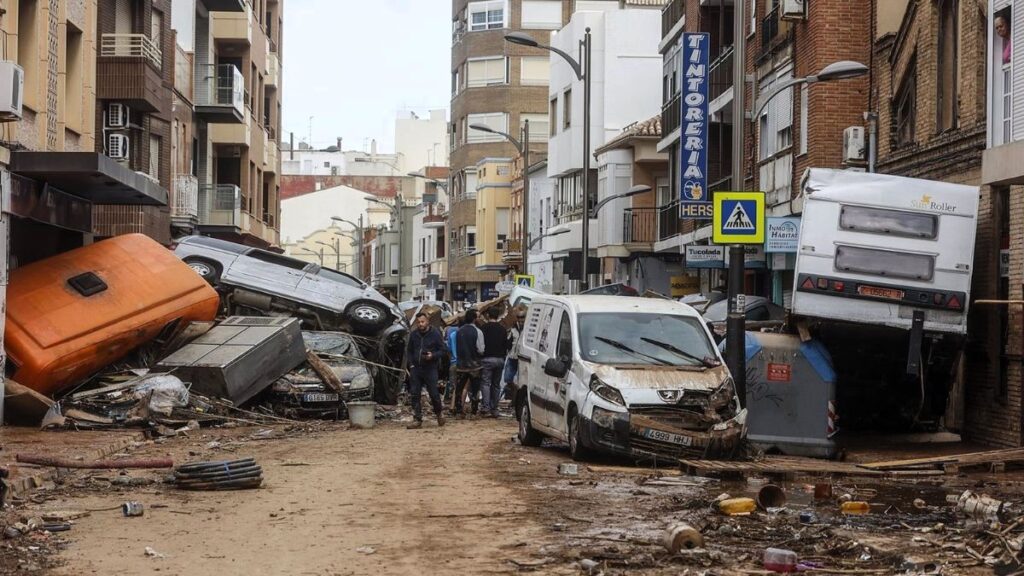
448,0,572,303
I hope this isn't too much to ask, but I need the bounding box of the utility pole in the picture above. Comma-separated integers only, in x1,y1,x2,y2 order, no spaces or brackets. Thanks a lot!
579,27,593,292
728,0,748,407
522,119,531,275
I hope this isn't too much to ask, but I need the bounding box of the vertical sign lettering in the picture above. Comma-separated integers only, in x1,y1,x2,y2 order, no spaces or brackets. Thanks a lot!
679,33,711,219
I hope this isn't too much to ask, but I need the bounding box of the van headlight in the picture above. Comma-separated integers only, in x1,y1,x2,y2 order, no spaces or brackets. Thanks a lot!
710,377,735,409
590,377,625,406
349,373,372,390
592,406,627,428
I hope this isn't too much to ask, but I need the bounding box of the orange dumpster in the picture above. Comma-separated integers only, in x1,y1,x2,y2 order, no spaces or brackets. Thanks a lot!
5,233,220,397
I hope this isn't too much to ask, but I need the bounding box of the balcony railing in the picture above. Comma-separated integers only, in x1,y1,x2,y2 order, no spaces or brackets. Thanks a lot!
101,33,162,69
197,64,245,114
658,200,681,241
198,184,241,228
623,208,657,244
709,46,734,102
502,239,523,261
662,93,681,136
761,5,780,53
662,0,684,39
173,175,199,220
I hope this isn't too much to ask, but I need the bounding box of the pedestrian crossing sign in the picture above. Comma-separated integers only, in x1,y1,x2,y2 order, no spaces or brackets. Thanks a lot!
713,191,766,244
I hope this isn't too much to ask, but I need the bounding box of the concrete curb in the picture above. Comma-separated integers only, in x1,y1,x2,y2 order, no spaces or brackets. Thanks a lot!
5,432,148,498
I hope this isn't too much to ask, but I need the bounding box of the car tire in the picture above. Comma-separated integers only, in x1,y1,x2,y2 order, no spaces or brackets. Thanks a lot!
347,301,391,333
184,258,221,284
569,413,593,462
518,398,544,447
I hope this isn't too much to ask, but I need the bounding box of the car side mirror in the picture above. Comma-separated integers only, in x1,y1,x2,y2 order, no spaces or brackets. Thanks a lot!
544,357,570,378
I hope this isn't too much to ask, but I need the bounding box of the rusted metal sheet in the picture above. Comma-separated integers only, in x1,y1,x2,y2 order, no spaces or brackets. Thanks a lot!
591,364,728,391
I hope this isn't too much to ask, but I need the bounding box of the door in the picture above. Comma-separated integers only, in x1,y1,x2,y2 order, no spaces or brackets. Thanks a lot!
225,249,308,300
522,303,554,428
533,307,571,433
551,309,574,435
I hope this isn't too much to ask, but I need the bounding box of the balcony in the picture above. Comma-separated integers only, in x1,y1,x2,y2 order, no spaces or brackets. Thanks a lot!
172,175,199,222
266,52,280,88
623,207,657,244
196,64,245,123
423,204,446,228
204,0,248,11
97,34,165,112
210,121,250,146
212,6,253,46
662,93,681,136
264,140,279,173
658,200,681,241
760,4,788,56
662,0,684,40
502,239,523,265
709,47,734,103
198,184,241,229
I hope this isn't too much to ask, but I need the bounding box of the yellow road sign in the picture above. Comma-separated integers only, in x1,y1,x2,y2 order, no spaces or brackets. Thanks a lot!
713,191,766,244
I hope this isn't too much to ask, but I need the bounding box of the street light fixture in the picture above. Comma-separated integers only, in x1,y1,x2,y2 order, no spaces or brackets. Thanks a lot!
752,60,868,119
331,216,364,283
407,171,449,191
589,185,652,219
469,121,533,271
528,228,569,250
506,28,592,290
315,240,341,271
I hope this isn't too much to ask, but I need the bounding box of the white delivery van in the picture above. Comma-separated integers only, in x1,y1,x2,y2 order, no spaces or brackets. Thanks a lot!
791,168,979,429
513,294,747,461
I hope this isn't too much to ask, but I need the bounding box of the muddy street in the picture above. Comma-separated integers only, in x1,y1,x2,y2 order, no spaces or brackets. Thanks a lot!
0,416,1008,575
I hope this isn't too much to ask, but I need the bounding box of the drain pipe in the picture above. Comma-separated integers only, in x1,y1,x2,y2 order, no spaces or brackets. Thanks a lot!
864,111,878,173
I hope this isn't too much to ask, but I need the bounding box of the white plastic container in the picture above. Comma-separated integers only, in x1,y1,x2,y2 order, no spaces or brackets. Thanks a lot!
347,401,376,429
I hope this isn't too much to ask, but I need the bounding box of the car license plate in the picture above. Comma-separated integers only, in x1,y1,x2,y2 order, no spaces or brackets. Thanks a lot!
303,393,339,403
858,285,904,301
642,428,693,447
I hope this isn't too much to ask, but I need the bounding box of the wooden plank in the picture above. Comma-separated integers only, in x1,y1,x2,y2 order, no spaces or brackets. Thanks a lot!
305,350,344,394
861,447,1024,471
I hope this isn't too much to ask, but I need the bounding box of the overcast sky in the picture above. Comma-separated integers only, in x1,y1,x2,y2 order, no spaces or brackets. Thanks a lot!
282,0,451,152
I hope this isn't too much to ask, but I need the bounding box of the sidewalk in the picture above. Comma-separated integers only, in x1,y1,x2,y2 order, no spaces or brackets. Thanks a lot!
0,427,145,496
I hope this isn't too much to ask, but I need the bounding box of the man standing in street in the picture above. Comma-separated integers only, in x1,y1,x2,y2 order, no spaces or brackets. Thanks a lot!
454,308,484,418
479,307,508,418
406,312,445,429
501,310,526,402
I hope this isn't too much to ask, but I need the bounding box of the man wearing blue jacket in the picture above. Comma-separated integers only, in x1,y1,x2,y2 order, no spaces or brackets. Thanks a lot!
406,312,446,429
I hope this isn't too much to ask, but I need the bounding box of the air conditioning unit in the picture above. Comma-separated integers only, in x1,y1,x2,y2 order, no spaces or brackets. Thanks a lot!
843,126,866,163
106,103,129,129
0,61,25,121
108,133,130,160
781,0,806,20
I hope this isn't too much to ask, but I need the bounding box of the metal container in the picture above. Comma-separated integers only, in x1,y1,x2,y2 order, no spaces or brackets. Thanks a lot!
122,501,144,517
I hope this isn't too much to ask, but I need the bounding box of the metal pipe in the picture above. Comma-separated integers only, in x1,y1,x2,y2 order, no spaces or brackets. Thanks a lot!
728,0,748,407
522,119,531,275
580,27,593,292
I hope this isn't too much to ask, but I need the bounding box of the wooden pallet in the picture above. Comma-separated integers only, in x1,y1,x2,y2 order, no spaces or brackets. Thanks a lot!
860,447,1024,473
678,456,887,479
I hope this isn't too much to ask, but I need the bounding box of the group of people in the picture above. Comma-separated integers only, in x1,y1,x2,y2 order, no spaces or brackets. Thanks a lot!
404,306,525,429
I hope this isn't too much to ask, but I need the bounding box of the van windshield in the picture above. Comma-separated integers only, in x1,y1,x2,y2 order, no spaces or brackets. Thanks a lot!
577,313,717,367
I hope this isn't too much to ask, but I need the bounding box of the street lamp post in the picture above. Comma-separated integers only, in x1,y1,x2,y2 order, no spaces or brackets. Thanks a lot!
367,195,403,301
332,215,364,282
726,0,867,408
507,29,592,291
469,120,530,274
315,240,341,271
528,227,570,250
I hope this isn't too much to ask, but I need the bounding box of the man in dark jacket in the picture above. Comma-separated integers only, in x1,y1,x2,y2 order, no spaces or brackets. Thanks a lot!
406,312,446,429
479,307,509,418
454,308,484,418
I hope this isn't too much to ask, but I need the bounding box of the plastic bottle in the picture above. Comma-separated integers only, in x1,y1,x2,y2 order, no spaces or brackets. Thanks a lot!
841,501,871,515
763,547,798,573
718,497,757,515
663,522,703,553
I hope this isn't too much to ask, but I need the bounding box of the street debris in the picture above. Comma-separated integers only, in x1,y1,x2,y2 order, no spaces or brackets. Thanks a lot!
144,546,165,558
355,546,376,555
173,458,263,490
15,454,174,469
663,522,703,553
121,502,144,517
558,463,579,476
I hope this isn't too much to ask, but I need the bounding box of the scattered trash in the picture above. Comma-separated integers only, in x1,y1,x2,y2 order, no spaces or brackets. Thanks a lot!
813,483,833,500
579,558,599,572
798,510,817,524
122,501,144,517
841,501,871,515
173,458,263,491
355,546,376,555
763,547,798,573
719,497,756,516
558,463,579,476
955,490,1011,523
132,375,190,415
144,546,165,558
664,522,703,553
756,484,786,510
913,498,928,510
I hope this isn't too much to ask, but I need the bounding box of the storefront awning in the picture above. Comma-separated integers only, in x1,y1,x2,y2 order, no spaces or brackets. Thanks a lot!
10,152,168,206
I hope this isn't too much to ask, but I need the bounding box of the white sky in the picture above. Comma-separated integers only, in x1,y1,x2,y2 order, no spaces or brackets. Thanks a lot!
282,0,451,153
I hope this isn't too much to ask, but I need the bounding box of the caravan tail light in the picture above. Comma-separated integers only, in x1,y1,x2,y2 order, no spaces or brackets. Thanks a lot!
801,277,815,290
947,295,963,311
816,278,829,290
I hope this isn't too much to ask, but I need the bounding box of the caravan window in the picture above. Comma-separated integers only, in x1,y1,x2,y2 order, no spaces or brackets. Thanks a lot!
835,245,935,281
839,205,938,239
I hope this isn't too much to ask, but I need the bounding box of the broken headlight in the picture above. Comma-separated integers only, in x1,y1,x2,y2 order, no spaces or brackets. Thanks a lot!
710,377,736,410
589,377,625,406
348,373,372,390
591,406,627,429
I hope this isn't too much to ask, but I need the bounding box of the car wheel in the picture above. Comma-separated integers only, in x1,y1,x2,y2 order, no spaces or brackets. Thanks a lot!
347,301,390,332
569,413,593,462
518,398,544,447
184,258,221,284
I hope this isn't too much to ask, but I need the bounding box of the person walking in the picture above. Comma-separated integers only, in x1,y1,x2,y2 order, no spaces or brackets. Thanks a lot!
405,312,445,429
454,308,484,418
479,307,509,418
501,310,526,402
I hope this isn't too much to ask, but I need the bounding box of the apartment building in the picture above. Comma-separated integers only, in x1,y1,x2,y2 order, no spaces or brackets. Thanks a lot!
977,0,1024,447
448,0,572,302
656,0,870,303
473,157,513,300
542,3,663,292
411,165,448,300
